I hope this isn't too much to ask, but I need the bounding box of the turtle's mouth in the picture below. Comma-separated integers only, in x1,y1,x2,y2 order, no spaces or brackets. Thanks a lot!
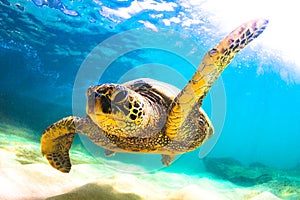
87,91,129,133
87,91,112,115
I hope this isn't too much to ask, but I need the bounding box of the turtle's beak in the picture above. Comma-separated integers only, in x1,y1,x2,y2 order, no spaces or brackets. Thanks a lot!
87,91,96,114
87,90,112,115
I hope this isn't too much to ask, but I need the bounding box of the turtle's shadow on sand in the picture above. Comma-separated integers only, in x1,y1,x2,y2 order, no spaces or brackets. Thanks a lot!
46,183,142,200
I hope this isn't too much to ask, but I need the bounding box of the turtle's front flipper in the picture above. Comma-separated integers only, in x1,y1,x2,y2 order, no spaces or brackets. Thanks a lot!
166,19,268,139
41,116,83,173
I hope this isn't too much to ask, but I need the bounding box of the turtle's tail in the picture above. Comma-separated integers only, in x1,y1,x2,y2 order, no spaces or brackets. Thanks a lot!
40,116,81,173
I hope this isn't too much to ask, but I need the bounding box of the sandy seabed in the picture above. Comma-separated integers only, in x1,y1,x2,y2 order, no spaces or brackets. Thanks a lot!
0,123,283,200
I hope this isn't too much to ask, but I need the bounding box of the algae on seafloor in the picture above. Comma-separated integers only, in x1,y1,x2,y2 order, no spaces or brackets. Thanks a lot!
203,157,300,199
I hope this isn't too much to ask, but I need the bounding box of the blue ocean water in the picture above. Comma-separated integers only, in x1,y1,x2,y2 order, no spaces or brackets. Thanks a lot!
1,0,300,199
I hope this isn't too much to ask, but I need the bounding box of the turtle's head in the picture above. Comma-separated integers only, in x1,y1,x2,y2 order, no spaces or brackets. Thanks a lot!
86,84,149,137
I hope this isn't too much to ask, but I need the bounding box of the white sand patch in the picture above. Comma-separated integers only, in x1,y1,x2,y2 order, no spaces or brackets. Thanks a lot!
0,149,20,168
249,191,282,200
0,149,279,200
0,124,281,200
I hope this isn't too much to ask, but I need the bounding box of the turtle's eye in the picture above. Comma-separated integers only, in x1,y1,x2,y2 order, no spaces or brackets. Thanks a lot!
209,48,218,56
113,90,128,103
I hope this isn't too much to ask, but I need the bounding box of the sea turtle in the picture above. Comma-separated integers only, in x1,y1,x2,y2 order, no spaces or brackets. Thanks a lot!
41,19,268,173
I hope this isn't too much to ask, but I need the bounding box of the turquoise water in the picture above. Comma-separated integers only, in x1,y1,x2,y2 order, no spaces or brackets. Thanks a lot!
1,0,300,199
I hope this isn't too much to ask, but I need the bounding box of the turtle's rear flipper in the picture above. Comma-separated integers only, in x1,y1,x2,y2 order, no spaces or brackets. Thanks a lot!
41,116,79,173
161,154,176,166
104,149,116,157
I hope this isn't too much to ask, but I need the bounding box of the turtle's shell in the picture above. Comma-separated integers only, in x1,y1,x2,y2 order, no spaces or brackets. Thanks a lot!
123,78,209,123
123,78,180,101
